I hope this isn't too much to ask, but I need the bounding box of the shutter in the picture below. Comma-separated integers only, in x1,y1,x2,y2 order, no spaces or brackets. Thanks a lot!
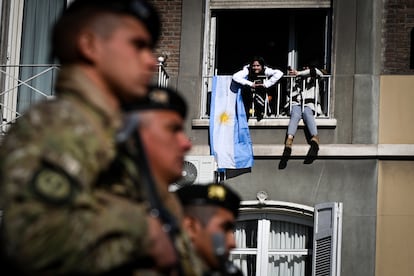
312,202,343,276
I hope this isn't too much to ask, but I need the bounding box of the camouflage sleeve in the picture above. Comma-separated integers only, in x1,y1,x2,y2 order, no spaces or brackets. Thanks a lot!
0,102,150,275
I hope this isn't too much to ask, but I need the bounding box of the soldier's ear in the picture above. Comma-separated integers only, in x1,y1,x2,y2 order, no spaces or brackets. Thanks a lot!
182,216,202,239
77,30,100,64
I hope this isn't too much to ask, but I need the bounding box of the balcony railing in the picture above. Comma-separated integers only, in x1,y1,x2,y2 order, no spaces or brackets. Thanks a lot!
0,60,170,134
157,56,169,88
202,74,332,119
0,64,59,133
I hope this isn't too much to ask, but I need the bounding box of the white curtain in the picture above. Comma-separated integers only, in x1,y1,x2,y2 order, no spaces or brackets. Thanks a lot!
268,221,308,276
232,219,309,276
232,220,257,275
233,226,248,272
17,0,65,113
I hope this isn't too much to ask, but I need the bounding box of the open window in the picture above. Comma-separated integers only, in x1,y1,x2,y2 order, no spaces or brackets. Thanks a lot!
230,200,342,276
201,1,333,120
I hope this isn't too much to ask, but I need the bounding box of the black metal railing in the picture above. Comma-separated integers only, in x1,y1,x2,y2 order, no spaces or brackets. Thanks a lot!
203,74,332,119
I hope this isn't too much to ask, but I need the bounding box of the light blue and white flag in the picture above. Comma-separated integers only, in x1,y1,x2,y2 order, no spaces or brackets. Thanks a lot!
209,76,254,170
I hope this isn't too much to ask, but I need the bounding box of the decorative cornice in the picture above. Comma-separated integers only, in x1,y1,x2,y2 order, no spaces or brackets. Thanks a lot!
188,144,414,159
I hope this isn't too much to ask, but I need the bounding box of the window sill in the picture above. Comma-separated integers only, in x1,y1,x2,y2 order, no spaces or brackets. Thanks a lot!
187,144,414,158
192,117,337,129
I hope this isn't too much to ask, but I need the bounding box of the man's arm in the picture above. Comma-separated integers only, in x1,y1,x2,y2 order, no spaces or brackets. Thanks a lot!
232,66,254,87
264,67,284,88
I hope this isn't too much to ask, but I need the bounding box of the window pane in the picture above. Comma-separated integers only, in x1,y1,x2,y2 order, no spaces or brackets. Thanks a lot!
268,255,308,276
268,220,312,276
269,220,309,249
232,220,258,276
18,0,65,113
235,219,258,248
230,254,257,276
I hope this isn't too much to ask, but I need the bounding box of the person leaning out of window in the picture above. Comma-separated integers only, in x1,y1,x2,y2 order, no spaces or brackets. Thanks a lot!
232,56,283,121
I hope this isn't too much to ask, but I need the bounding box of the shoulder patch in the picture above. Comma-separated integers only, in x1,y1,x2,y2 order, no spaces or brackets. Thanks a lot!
31,167,75,204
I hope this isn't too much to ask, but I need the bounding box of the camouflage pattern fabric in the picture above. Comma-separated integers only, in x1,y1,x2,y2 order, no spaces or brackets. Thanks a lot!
0,66,203,275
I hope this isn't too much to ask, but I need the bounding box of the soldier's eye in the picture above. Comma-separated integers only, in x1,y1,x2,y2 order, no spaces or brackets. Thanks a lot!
133,39,152,50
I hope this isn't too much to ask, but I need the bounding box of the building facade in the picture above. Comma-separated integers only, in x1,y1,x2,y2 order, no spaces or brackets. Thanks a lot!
1,0,414,275
153,1,414,276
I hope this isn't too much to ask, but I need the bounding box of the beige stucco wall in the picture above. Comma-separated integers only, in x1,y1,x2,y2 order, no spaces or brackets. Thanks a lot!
377,161,414,276
379,76,414,143
377,75,414,276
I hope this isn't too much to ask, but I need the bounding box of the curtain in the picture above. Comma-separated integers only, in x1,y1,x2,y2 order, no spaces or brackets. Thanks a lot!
232,220,258,275
233,219,309,276
268,221,308,276
233,227,248,272
17,0,65,113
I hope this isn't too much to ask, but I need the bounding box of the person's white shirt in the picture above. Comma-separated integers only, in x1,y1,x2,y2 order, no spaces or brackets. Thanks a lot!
232,65,284,88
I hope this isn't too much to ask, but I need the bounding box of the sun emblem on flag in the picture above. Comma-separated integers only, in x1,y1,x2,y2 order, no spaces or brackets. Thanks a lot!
219,112,230,123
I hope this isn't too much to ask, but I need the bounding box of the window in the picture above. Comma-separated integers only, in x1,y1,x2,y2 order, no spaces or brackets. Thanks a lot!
17,0,65,113
230,201,342,276
201,1,333,120
0,0,66,132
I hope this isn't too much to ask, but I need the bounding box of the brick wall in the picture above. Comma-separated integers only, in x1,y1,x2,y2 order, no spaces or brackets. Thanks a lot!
149,1,414,75
382,0,414,74
150,0,183,77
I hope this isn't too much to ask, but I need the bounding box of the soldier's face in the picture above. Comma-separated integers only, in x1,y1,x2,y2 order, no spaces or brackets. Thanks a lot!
191,208,237,269
94,15,157,100
140,110,192,185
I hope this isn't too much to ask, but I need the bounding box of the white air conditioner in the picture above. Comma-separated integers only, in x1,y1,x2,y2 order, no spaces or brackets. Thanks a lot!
184,155,216,184
170,155,217,191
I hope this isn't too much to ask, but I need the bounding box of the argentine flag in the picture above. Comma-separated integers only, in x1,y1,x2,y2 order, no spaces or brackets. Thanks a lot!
209,75,254,170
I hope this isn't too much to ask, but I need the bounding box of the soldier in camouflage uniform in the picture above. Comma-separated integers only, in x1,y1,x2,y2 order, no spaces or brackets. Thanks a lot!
176,183,244,276
0,0,202,275
122,86,207,276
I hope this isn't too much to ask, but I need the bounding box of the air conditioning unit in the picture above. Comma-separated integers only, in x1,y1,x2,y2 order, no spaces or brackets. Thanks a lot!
170,155,216,191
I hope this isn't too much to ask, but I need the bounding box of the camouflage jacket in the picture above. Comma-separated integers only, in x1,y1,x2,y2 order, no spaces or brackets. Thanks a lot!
0,66,203,276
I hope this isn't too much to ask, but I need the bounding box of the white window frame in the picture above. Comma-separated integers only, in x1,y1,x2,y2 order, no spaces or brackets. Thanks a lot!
230,200,342,276
1,0,24,130
0,0,68,133
200,0,334,121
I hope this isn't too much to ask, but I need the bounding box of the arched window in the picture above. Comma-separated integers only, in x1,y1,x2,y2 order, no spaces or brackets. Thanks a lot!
230,200,342,276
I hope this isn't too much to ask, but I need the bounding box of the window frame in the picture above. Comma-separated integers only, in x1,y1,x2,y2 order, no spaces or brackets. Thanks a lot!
231,200,314,276
0,0,68,133
200,0,335,124
230,200,343,276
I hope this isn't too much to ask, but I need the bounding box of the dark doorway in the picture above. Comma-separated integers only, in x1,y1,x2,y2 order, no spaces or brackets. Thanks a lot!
214,9,330,74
